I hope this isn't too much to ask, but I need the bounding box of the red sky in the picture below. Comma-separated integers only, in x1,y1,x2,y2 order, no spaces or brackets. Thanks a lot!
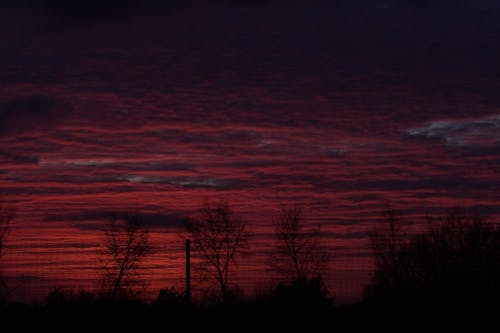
1,0,500,303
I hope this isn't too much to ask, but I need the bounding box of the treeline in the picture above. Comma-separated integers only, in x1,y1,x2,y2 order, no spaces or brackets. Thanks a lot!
366,206,500,308
1,200,500,315
0,200,330,308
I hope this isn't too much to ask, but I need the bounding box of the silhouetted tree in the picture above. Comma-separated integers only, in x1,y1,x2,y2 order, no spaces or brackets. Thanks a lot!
0,200,14,303
366,206,500,306
270,205,328,282
100,211,153,301
368,205,406,296
185,200,250,304
0,200,14,259
410,207,500,304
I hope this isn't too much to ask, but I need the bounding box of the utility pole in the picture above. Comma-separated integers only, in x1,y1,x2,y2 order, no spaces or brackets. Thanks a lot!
186,238,191,304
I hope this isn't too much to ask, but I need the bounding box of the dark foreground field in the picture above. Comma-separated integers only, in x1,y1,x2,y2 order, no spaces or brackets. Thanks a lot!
2,300,498,333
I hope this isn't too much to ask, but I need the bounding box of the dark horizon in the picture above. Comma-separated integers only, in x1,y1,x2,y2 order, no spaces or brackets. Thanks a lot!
1,0,499,304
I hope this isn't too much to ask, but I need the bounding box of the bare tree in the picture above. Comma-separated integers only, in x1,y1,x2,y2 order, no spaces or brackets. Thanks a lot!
0,200,14,303
270,205,328,282
370,205,406,287
0,201,14,259
185,200,250,304
100,211,153,301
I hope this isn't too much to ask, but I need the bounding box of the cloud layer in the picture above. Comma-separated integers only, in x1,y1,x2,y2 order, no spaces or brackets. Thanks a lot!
1,1,499,303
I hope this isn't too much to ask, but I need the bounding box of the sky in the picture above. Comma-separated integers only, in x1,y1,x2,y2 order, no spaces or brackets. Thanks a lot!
1,0,500,303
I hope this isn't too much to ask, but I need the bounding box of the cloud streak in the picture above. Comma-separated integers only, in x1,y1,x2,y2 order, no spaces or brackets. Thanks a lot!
407,115,500,147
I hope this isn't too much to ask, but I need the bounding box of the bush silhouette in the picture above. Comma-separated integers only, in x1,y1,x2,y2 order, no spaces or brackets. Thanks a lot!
45,288,96,308
152,287,189,308
270,277,333,309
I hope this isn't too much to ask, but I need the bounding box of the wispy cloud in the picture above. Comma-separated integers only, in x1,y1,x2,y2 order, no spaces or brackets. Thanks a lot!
324,147,348,157
40,158,117,167
407,115,500,147
39,158,195,171
120,175,234,189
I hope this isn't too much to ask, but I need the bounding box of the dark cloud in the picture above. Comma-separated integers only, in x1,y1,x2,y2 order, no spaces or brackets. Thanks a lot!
326,177,500,192
0,95,67,136
323,231,369,240
44,210,116,222
71,222,104,231
41,0,182,21
12,0,283,23
45,209,186,230
6,241,100,249
6,0,495,25
0,150,39,165
347,193,384,203
5,173,122,185
141,212,186,229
